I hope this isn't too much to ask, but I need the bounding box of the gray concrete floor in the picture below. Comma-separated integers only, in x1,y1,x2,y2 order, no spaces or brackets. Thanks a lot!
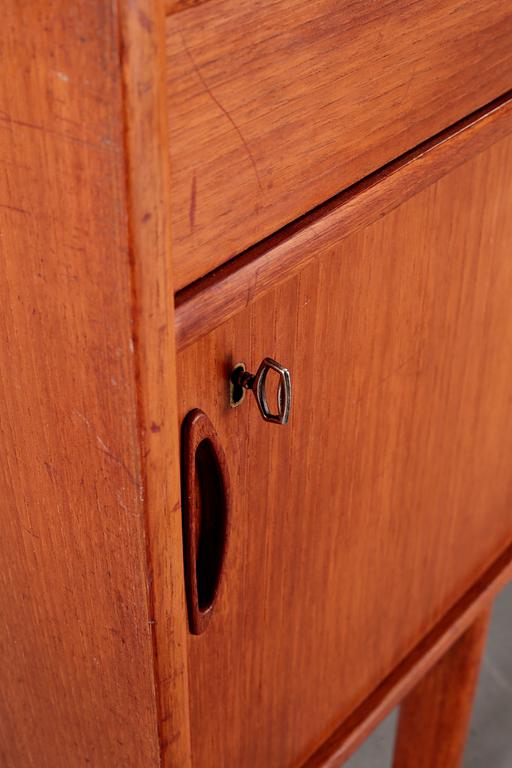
345,581,512,767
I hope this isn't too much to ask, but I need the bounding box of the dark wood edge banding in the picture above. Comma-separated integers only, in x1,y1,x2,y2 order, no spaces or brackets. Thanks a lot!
165,0,212,14
181,409,231,635
299,540,512,768
175,91,512,351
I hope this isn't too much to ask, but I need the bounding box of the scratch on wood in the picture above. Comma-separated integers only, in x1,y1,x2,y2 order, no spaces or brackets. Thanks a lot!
96,435,140,489
72,410,140,489
189,171,197,231
352,352,419,407
180,33,263,191
0,113,109,151
0,203,30,215
116,489,139,517
20,524,40,540
72,410,91,429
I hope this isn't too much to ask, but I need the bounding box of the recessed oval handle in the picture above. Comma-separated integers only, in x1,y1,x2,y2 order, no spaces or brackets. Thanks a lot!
181,409,230,635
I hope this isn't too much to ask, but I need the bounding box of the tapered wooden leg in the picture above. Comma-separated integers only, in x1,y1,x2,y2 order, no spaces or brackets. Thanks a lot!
392,610,491,768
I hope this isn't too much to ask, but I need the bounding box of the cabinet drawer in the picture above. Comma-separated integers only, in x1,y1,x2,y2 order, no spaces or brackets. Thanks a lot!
176,132,512,767
167,0,512,289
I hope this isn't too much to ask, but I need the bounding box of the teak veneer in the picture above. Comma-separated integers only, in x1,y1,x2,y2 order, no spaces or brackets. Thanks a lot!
0,2,165,765
176,130,512,767
303,543,512,767
166,0,512,288
1,1,511,767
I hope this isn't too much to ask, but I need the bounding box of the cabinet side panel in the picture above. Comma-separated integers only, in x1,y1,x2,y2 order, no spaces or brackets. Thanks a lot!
0,3,160,765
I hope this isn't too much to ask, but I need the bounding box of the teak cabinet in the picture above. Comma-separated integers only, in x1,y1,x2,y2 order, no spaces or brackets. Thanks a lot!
176,136,512,767
1,2,511,767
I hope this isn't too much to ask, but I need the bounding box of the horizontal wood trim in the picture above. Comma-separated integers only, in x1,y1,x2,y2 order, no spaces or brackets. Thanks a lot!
175,91,512,350
300,540,512,768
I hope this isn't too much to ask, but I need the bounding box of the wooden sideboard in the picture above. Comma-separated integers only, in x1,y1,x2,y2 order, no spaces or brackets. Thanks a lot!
1,1,511,766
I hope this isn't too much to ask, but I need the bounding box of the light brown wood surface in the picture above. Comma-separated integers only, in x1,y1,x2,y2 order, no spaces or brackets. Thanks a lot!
0,2,162,766
166,0,512,289
176,134,512,768
303,544,512,768
393,612,490,768
118,0,192,765
175,93,512,351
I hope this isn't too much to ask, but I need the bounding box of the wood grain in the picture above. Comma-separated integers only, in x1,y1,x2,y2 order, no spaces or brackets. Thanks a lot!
181,409,231,635
0,2,161,765
393,612,490,768
166,0,210,13
118,0,192,765
174,92,512,351
302,544,512,768
166,0,512,289
176,135,512,767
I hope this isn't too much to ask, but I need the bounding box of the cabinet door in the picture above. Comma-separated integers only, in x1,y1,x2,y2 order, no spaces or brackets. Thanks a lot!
176,135,512,768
